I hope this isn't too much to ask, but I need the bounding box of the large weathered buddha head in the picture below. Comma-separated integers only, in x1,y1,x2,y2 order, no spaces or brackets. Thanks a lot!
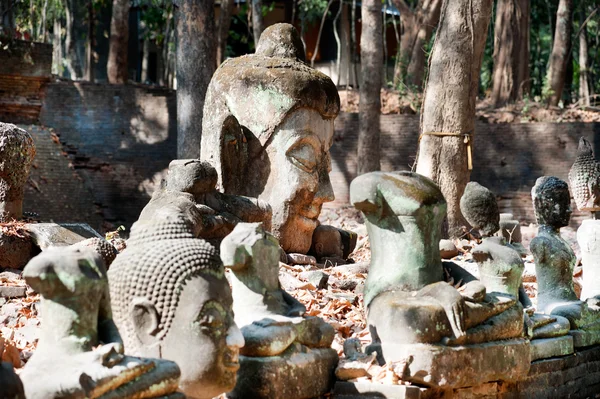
108,217,244,399
201,23,340,254
532,176,572,228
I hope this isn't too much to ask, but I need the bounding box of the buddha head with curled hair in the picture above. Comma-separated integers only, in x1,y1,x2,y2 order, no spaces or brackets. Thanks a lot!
107,215,244,399
201,23,341,254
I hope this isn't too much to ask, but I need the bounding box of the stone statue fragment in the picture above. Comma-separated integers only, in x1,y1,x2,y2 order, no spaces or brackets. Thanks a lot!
19,245,182,399
108,215,244,399
221,222,338,399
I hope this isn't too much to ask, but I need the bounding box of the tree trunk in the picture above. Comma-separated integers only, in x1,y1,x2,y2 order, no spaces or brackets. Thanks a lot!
579,6,590,106
405,0,443,89
333,1,343,85
546,0,573,106
217,0,234,66
1,0,16,38
351,0,358,88
162,8,173,86
252,0,264,45
176,0,216,158
85,0,94,82
358,0,382,175
52,17,62,75
65,0,83,79
141,38,149,83
39,0,48,42
517,0,530,98
107,0,129,84
416,0,494,238
491,0,522,106
311,0,334,68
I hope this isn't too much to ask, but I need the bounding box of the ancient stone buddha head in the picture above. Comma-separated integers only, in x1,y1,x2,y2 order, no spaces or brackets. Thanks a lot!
108,217,244,399
201,23,340,254
532,176,572,229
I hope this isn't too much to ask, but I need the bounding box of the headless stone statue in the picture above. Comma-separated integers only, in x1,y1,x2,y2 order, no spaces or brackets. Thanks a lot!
108,215,245,399
200,23,355,259
19,245,182,399
221,223,338,399
351,171,529,388
138,159,271,242
531,176,600,348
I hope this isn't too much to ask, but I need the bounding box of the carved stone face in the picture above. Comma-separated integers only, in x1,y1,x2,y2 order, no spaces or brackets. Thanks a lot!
262,108,335,253
161,274,244,399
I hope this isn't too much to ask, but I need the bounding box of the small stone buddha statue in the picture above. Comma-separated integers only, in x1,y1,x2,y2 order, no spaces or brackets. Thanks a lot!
138,159,271,242
201,23,355,259
461,182,571,355
351,171,530,388
108,215,245,399
530,176,600,348
19,246,182,399
220,222,338,399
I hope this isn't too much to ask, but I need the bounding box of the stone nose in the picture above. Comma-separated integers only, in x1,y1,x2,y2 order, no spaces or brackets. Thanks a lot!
315,169,335,203
226,323,245,349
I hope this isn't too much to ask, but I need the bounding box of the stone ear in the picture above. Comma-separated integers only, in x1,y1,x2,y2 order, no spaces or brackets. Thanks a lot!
130,297,160,345
315,242,324,255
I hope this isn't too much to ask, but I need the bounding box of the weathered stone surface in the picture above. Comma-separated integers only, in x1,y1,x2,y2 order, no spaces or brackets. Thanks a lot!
439,239,459,259
333,381,424,399
367,338,530,388
201,23,341,255
0,123,36,222
309,225,358,262
108,217,244,399
21,245,182,399
0,232,35,269
25,222,102,249
568,136,600,212
577,219,600,300
287,253,317,266
530,336,574,361
0,285,26,298
530,314,571,339
569,329,600,348
460,181,500,237
227,347,338,399
70,237,119,269
303,270,329,289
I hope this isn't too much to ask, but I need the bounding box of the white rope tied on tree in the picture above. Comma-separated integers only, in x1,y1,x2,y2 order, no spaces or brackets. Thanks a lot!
419,131,474,170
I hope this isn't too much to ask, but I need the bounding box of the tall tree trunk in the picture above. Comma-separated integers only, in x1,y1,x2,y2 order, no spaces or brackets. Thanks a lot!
311,0,334,68
351,0,358,88
85,0,94,82
517,0,530,98
1,0,16,38
405,0,443,89
52,17,62,75
107,0,129,84
491,0,520,106
176,0,215,158
38,0,48,41
65,0,83,79
141,37,149,83
252,0,264,45
416,0,494,238
546,0,573,106
579,6,590,106
162,8,173,86
333,1,343,85
358,0,382,174
217,0,234,66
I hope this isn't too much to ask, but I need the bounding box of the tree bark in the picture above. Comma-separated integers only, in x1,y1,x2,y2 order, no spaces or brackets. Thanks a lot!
357,0,382,175
65,0,83,79
107,0,129,84
517,0,530,98
52,17,62,75
579,6,590,106
490,0,524,106
311,0,334,67
252,0,264,44
141,37,149,83
217,0,234,66
85,0,94,82
546,0,574,106
176,0,216,158
1,0,16,38
416,0,494,238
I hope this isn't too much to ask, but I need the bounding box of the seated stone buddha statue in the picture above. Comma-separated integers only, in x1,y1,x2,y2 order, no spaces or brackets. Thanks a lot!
350,171,530,388
108,215,244,399
220,222,338,399
200,23,355,259
19,246,182,399
530,176,600,348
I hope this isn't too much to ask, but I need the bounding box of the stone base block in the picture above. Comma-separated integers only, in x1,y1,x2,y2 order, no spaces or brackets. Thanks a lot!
333,381,424,399
530,336,574,361
369,338,530,388
227,347,338,399
569,329,600,348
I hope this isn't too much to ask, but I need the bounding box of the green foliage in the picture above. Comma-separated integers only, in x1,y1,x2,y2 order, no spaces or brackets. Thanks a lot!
298,0,329,26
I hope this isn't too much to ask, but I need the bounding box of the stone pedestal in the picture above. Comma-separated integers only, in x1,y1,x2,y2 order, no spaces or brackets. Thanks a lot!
578,219,600,300
227,347,338,399
530,336,574,361
367,338,530,388
569,329,600,348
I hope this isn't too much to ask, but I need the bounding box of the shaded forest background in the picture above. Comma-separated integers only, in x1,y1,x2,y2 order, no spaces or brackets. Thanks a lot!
1,0,598,111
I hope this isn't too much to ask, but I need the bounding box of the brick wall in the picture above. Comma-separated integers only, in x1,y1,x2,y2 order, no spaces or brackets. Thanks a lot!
37,81,177,228
329,114,600,226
